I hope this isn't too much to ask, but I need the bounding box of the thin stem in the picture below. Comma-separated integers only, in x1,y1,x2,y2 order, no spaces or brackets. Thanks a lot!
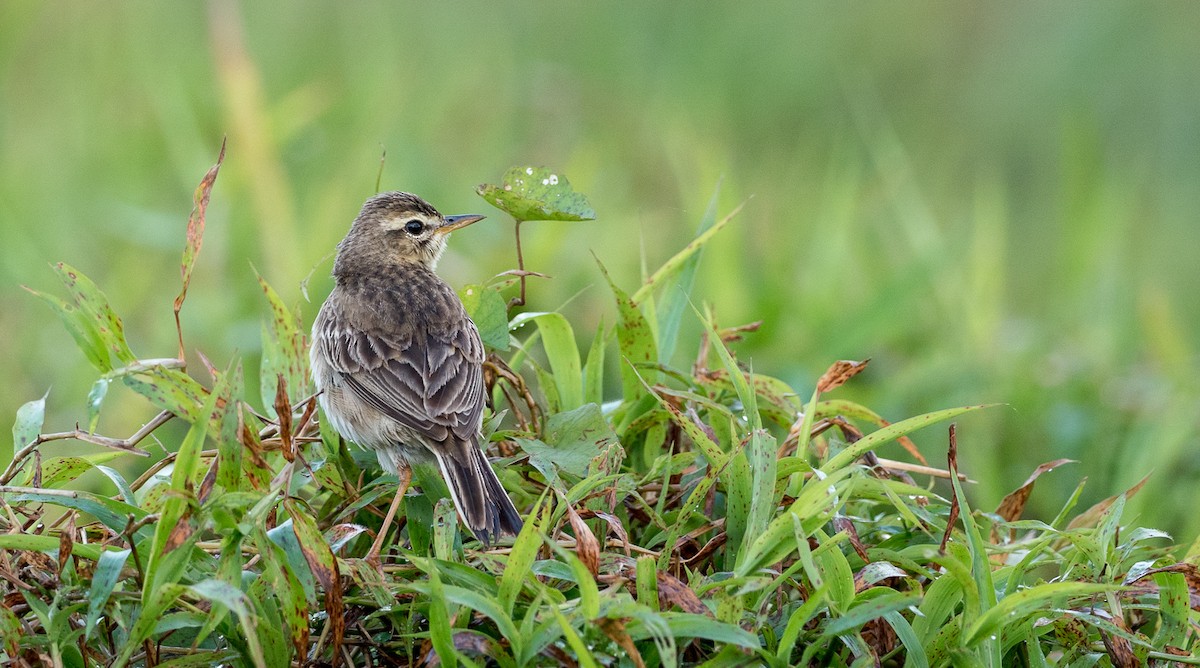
509,219,526,308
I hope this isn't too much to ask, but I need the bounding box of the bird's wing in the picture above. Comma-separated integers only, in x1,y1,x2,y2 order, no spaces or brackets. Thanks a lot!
317,302,486,444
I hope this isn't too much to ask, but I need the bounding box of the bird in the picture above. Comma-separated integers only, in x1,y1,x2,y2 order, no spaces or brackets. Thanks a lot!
310,191,523,562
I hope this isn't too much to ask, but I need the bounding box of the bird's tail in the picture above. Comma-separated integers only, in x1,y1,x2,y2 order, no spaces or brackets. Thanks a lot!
433,442,523,545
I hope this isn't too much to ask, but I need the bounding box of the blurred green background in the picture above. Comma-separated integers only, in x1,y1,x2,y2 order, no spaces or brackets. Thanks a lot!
2,3,1198,536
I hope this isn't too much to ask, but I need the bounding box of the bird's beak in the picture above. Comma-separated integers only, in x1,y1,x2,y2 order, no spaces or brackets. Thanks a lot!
437,214,486,234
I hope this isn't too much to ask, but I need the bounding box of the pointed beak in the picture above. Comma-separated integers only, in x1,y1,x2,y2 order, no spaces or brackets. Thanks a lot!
437,213,486,234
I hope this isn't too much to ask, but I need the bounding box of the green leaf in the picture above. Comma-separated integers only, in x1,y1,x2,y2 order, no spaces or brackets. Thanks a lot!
648,185,722,362
515,404,619,486
582,317,606,405
258,272,309,417
24,286,110,371
52,262,137,366
510,312,582,411
822,590,922,637
85,548,131,639
627,612,759,649
86,378,109,432
0,532,108,561
964,581,1117,646
459,283,510,350
595,256,658,402
12,391,47,460
174,141,225,317
499,501,547,617
2,489,150,539
476,166,595,222
189,579,268,668
822,405,992,473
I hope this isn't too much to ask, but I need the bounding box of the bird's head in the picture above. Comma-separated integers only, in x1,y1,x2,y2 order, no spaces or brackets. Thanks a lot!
335,191,486,273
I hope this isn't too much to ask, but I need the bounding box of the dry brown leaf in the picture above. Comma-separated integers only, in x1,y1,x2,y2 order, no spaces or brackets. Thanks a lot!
1066,474,1151,531
564,502,600,578
655,570,710,616
598,617,646,668
816,359,870,394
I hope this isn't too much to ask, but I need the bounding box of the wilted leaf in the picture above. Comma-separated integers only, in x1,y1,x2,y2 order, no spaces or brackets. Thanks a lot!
476,166,595,222
655,571,709,616
995,458,1075,526
816,359,870,394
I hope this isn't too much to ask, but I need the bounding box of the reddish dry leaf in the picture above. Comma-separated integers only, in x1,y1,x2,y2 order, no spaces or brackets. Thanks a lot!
939,425,960,554
1101,617,1137,668
816,359,870,394
198,456,218,504
564,502,600,578
1066,474,1151,531
581,510,632,557
597,617,646,668
996,459,1075,523
654,570,710,616
57,513,75,575
274,374,294,463
834,516,870,563
164,509,193,554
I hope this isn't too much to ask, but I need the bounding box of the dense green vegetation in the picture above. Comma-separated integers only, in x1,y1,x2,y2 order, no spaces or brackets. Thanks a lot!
1,158,1196,665
3,5,1199,537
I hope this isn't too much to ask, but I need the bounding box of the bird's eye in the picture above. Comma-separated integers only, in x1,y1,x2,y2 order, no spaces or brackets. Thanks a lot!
403,219,425,235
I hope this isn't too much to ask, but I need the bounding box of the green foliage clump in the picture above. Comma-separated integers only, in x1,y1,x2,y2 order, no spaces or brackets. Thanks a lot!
1,158,1198,666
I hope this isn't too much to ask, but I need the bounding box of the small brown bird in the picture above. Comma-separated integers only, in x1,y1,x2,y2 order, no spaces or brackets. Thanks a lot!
311,192,523,560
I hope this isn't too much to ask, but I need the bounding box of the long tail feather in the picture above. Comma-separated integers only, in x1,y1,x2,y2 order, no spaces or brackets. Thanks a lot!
433,443,523,545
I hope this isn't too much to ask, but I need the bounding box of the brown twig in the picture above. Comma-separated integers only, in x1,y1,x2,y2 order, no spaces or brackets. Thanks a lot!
509,219,526,308
0,411,171,485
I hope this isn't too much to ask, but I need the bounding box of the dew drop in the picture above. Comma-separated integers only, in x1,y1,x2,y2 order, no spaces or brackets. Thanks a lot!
549,174,559,184
526,167,534,175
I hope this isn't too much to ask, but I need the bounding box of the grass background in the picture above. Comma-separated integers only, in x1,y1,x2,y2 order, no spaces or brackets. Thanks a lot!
2,2,1199,539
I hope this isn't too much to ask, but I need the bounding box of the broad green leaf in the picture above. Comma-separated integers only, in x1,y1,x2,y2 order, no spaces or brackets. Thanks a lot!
0,532,108,561
499,501,547,617
822,590,922,637
515,404,619,486
52,262,137,366
627,613,759,649
426,564,457,665
12,392,46,460
510,311,582,411
24,286,110,371
646,185,723,362
189,579,268,668
476,166,595,222
582,317,606,406
459,283,510,350
3,489,150,539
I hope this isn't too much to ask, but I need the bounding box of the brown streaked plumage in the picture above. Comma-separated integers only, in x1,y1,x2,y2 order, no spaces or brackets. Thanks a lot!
311,192,522,557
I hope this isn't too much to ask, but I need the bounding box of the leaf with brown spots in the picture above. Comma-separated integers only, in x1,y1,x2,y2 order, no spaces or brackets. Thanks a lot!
598,617,646,668
174,139,226,359
817,359,870,394
57,512,75,575
655,571,710,616
285,498,343,661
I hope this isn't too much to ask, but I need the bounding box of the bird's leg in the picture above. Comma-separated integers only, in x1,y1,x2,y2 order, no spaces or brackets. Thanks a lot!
366,465,412,570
